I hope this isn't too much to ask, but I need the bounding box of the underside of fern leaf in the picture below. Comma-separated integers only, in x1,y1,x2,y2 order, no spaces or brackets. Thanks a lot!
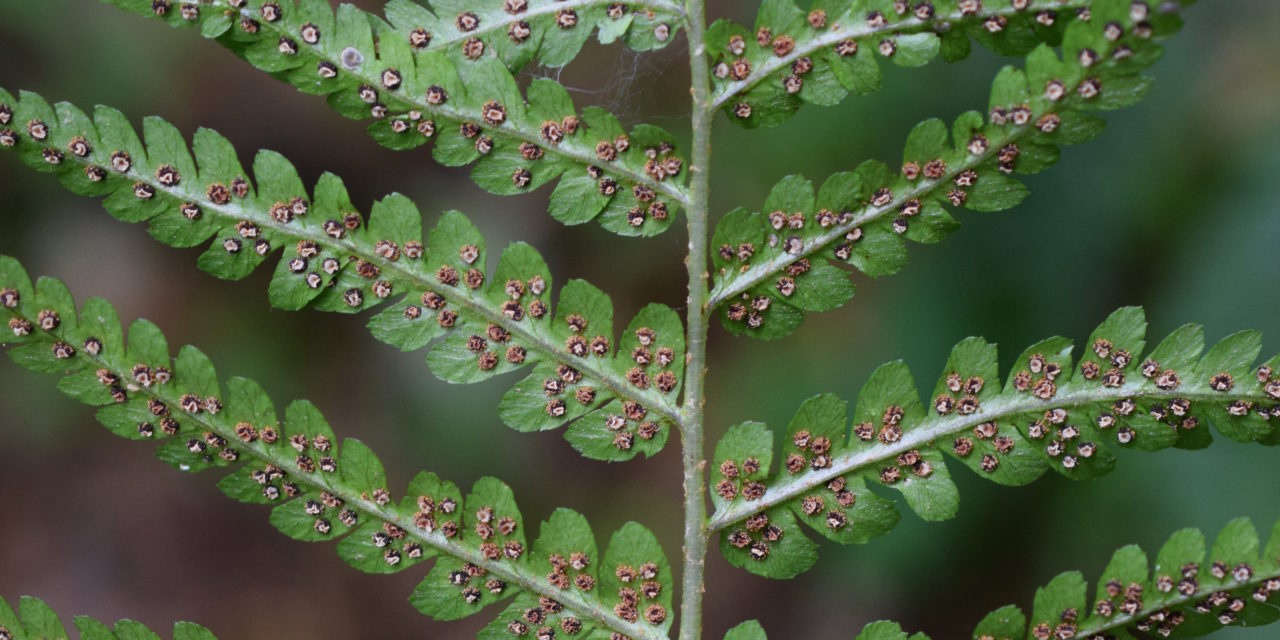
724,619,930,639
0,87,684,461
710,0,1186,339
706,0,1142,128
726,517,1280,638
707,307,1280,578
0,594,217,640
0,1,1269,638
116,0,685,70
102,0,690,237
0,255,675,640
976,517,1280,639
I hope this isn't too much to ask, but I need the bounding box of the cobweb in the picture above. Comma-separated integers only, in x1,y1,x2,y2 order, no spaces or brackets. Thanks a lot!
521,42,692,126
519,41,696,296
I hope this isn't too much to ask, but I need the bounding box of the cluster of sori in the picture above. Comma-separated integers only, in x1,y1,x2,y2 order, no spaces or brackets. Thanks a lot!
710,1,1183,338
0,85,691,462
121,0,691,237
708,307,1278,579
0,255,675,640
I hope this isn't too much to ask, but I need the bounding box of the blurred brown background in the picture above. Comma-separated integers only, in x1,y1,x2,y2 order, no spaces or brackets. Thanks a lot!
2,1,1279,638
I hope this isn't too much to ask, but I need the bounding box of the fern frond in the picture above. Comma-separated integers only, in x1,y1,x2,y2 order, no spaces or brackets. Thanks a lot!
723,620,767,639
0,594,218,640
0,256,674,640
723,619,929,639
853,621,928,640
101,0,690,236
972,517,1280,639
114,0,685,71
707,0,1109,128
707,0,1186,338
705,308,1280,578
729,517,1280,638
0,87,683,460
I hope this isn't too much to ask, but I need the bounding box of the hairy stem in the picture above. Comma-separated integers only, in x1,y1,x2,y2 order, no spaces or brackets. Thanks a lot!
679,1,713,639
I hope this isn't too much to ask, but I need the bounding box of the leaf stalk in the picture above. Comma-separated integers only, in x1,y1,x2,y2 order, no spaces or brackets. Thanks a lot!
679,0,713,638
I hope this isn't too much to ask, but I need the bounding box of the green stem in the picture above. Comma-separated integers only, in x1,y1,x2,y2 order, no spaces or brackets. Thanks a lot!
679,1,713,639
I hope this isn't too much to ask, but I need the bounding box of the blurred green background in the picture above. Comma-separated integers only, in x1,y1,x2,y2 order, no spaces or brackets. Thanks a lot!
2,1,1279,638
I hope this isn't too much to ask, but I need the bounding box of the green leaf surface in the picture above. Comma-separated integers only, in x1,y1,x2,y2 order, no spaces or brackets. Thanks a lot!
708,0,1091,128
854,620,923,640
173,622,219,640
112,620,163,640
709,307,1280,578
717,506,818,580
971,604,1025,640
95,1,688,236
710,8,1188,338
866,517,1280,638
73,616,115,640
599,521,674,634
972,516,1280,639
0,595,219,640
0,256,671,640
19,596,68,640
723,620,767,640
1030,572,1087,636
0,87,684,461
378,0,683,70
